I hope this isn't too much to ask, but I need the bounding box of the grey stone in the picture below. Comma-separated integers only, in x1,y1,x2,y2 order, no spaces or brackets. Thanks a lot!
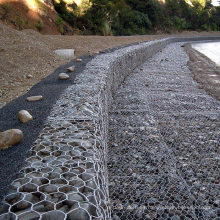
81,173,93,181
80,202,97,216
18,211,40,220
67,208,90,220
41,211,65,220
33,201,54,212
86,180,96,189
112,214,121,220
20,183,37,193
39,185,57,193
5,193,23,205
67,193,84,202
0,213,16,220
11,201,31,212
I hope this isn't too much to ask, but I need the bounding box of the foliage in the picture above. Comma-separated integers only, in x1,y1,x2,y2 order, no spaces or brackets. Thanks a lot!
0,3,11,21
16,18,23,30
52,0,220,35
24,20,30,29
56,17,64,34
35,19,43,32
34,0,46,10
53,0,77,27
1,3,10,11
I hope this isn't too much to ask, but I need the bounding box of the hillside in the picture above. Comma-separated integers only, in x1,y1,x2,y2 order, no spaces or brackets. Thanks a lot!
0,0,220,108
0,21,219,108
0,0,220,35
0,0,73,34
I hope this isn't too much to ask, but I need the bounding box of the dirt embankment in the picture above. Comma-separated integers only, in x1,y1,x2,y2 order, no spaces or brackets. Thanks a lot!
0,22,220,108
0,0,73,35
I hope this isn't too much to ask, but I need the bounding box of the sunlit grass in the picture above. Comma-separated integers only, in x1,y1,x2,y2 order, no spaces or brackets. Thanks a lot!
24,0,45,11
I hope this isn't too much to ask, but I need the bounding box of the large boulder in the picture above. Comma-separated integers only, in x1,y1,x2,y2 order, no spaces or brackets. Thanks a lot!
0,129,24,150
18,110,33,123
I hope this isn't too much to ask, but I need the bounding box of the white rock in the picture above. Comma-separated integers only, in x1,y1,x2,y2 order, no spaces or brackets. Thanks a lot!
58,73,70,80
0,129,23,150
18,110,33,123
67,65,75,72
27,96,43,102
55,49,75,59
76,59,82,62
26,74,33,79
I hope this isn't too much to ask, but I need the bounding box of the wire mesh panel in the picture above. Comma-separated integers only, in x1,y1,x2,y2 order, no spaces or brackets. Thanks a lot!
108,43,220,220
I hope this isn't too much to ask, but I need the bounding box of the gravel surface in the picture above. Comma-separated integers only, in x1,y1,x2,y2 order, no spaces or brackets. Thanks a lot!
108,42,220,219
185,43,220,101
0,23,162,108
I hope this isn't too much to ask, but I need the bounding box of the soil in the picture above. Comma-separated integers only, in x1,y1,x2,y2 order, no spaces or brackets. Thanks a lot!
0,0,73,35
0,22,220,108
185,44,220,101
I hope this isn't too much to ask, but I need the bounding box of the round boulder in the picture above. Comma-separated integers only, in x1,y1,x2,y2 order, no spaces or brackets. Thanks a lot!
58,73,70,80
18,110,33,123
0,129,23,150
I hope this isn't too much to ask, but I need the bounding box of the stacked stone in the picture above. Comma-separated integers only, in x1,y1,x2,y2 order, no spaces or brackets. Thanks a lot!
1,36,220,219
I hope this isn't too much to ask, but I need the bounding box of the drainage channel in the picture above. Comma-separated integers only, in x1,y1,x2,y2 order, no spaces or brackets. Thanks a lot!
108,42,220,220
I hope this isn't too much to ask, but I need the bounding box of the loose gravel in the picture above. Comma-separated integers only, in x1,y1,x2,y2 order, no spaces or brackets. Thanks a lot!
108,42,220,219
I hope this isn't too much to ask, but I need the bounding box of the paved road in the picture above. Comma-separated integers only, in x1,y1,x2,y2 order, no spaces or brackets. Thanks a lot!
108,42,220,219
192,42,220,66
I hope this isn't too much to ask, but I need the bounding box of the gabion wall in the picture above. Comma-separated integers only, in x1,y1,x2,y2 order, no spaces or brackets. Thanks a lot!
108,42,220,219
0,36,220,219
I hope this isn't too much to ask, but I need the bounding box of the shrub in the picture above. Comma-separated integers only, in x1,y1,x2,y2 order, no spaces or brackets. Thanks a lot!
16,18,23,30
56,17,64,34
24,20,29,29
25,5,29,13
0,3,10,11
35,19,43,32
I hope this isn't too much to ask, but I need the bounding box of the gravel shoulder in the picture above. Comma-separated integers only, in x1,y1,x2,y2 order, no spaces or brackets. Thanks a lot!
0,22,219,108
185,43,220,101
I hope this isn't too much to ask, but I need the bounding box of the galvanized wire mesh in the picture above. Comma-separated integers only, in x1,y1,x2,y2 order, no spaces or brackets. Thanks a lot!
108,43,220,220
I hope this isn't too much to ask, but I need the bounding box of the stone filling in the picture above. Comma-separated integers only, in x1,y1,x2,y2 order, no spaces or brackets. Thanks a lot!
0,36,220,219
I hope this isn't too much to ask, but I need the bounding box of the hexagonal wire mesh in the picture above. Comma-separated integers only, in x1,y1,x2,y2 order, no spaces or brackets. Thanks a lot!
0,83,110,219
0,118,110,219
0,40,219,220
107,43,220,219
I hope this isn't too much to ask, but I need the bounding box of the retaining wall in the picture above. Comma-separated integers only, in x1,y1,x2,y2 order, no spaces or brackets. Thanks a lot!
0,36,220,220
